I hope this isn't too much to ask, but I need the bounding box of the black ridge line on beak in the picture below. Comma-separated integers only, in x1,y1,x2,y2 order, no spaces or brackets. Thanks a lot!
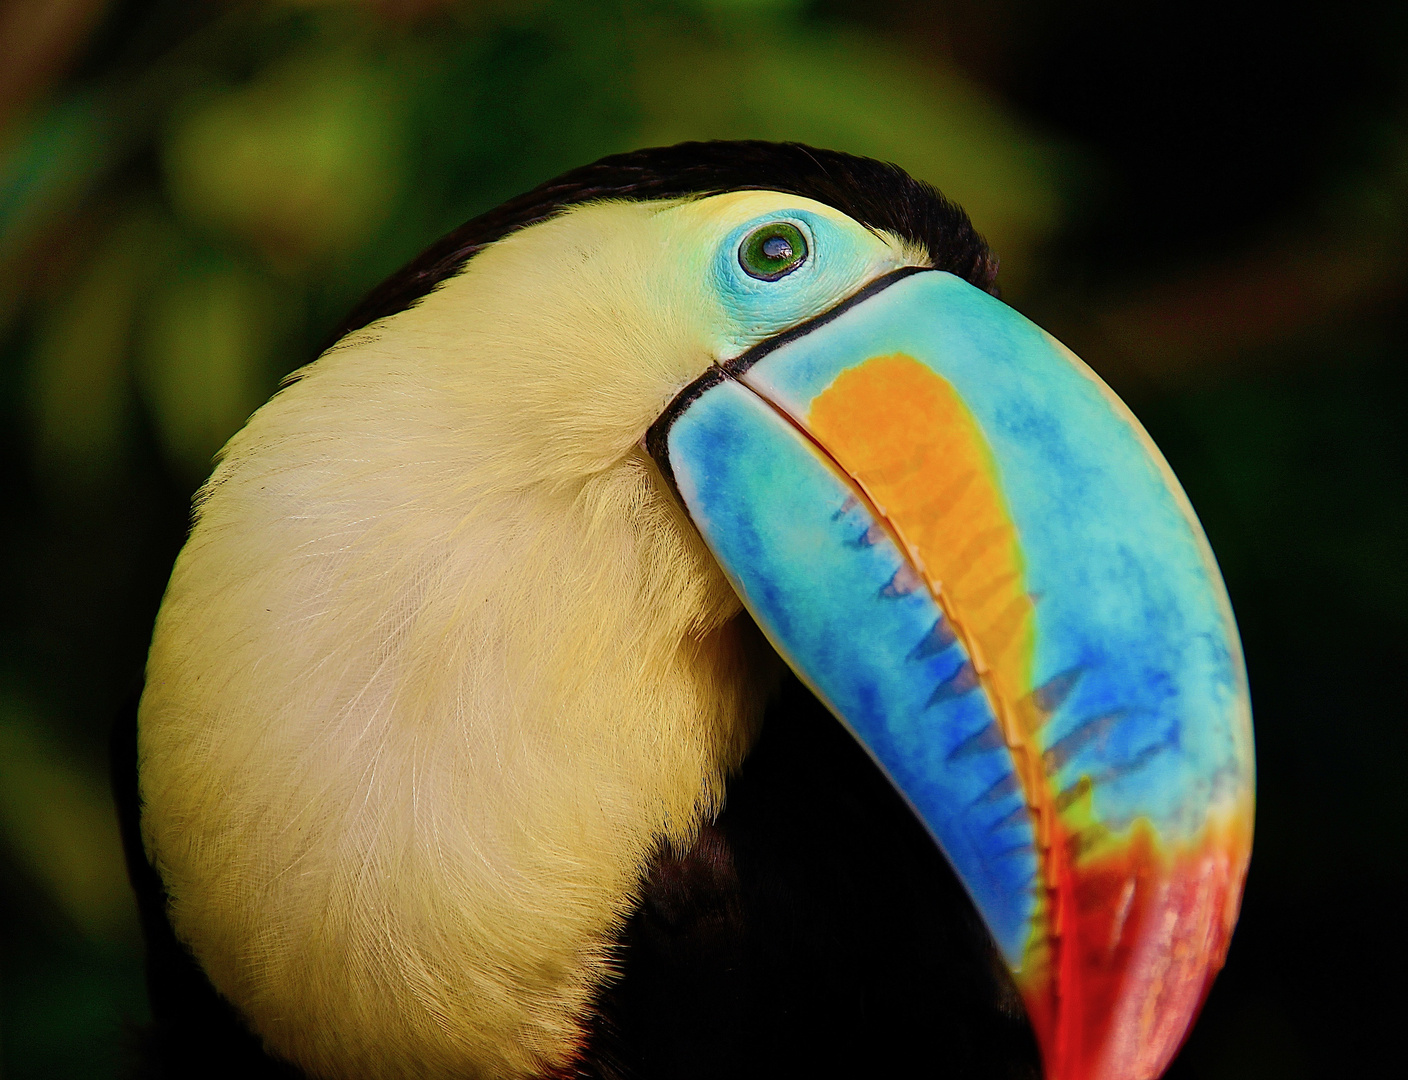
645,264,933,501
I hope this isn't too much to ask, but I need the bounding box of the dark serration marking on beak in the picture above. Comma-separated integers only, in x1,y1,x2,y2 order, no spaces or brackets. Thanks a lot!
908,616,958,661
831,495,860,521
1055,775,1093,813
643,267,931,503
1053,733,1177,811
947,722,1008,761
1099,734,1177,781
989,802,1034,832
972,772,1021,806
880,564,923,598
851,522,887,549
1041,709,1128,773
1066,826,1111,861
1029,666,1083,718
927,661,980,708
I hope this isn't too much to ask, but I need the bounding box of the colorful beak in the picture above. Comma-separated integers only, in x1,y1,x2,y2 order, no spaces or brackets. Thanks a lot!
647,270,1255,1080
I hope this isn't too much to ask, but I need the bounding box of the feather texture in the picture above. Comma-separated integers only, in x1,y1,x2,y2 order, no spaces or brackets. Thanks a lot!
137,192,911,1079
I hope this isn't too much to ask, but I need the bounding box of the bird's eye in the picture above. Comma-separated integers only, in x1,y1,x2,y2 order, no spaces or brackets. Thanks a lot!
739,222,808,281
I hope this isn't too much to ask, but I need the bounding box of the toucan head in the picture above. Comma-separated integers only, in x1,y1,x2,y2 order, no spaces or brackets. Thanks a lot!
138,142,1253,1080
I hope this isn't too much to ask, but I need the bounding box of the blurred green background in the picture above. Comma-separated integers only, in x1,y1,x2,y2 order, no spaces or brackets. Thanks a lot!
1,1,1404,1076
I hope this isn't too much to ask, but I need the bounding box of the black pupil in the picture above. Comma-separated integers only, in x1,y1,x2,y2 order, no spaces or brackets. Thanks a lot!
761,235,794,262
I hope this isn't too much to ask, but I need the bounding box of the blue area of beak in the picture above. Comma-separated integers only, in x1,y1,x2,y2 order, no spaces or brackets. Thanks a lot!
661,270,1252,972
668,379,1039,964
740,272,1251,835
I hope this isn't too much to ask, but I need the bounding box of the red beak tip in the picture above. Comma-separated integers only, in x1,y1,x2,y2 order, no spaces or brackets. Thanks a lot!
1021,808,1252,1080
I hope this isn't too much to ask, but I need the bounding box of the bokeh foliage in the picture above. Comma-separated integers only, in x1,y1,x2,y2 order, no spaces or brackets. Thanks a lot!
4,0,1070,482
1,1,1405,1077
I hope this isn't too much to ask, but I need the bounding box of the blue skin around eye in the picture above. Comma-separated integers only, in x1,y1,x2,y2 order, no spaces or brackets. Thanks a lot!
670,381,1039,966
711,211,885,351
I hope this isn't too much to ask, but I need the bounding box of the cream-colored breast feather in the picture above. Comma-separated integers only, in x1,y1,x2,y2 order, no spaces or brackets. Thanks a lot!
139,200,777,1080
138,191,909,1080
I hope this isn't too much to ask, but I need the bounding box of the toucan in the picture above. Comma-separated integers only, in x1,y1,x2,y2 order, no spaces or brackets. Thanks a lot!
114,141,1254,1080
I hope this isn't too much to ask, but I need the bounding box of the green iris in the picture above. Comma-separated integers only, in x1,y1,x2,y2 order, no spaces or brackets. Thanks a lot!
739,221,808,280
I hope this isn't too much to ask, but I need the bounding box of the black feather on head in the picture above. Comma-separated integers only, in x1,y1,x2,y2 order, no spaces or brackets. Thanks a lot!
326,141,998,349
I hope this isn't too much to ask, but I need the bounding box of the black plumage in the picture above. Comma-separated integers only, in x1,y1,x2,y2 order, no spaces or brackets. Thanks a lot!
115,676,1040,1079
322,140,999,351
